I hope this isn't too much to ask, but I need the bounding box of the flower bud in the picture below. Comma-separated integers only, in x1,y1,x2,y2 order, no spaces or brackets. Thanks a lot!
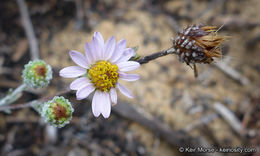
41,96,74,128
22,60,52,88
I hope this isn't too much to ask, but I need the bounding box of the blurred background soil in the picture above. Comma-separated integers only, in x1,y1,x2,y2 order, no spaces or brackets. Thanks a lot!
0,0,260,156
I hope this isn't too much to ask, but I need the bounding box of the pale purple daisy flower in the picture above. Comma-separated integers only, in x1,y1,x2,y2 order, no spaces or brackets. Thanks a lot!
59,32,140,118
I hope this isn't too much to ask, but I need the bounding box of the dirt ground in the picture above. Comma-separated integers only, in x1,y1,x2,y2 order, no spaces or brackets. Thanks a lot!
0,0,260,156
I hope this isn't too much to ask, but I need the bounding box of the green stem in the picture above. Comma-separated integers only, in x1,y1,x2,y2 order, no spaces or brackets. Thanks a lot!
0,83,27,107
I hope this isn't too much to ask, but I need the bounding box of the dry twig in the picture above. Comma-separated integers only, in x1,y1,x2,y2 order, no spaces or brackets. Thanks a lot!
113,99,214,156
213,16,260,30
184,114,218,133
214,59,250,85
74,0,85,30
16,0,39,60
213,102,243,136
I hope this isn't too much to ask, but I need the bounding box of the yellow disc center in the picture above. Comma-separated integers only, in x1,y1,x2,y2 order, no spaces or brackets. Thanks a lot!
88,61,119,92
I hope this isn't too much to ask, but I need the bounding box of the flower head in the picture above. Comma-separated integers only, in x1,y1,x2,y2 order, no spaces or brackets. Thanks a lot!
173,24,225,65
22,60,52,88
59,32,140,118
41,96,74,128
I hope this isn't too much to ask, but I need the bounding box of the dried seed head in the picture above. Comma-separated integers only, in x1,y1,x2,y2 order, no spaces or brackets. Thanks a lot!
172,24,225,66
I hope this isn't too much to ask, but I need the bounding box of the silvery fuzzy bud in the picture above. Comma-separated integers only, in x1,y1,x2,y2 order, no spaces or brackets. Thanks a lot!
22,60,52,88
41,96,74,128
